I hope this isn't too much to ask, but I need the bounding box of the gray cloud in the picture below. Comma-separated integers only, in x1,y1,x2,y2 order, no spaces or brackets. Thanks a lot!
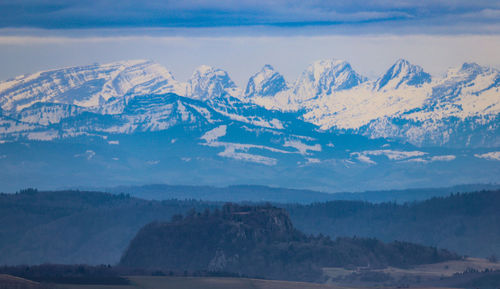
0,0,499,31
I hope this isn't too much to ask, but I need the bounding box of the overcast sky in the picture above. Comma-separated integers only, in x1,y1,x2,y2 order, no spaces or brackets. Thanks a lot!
1,0,499,29
0,0,499,86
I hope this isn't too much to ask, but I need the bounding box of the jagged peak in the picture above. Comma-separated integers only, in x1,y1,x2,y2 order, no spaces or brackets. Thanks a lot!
293,59,366,97
191,65,232,78
245,64,287,97
444,62,496,80
192,64,215,75
376,59,431,90
458,62,495,76
313,59,347,66
187,65,236,100
261,64,275,71
390,58,412,71
461,62,483,72
306,59,353,76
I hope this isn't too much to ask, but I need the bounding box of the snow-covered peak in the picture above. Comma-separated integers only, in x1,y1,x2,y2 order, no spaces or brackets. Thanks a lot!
245,64,287,98
375,59,431,91
460,62,487,75
292,59,366,101
186,65,237,100
434,63,498,99
418,62,500,119
0,60,185,112
443,62,496,81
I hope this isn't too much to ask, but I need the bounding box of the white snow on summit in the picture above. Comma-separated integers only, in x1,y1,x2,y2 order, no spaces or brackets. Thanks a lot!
251,59,499,147
245,64,287,98
0,59,498,148
186,65,239,101
251,59,366,111
293,59,366,99
375,59,431,91
0,60,185,113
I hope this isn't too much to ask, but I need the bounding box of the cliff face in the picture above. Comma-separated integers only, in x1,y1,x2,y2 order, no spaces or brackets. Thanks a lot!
119,204,303,272
119,203,459,282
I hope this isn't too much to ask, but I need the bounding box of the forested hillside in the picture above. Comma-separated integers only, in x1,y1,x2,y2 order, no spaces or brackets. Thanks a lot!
120,204,458,282
0,189,498,265
287,190,500,258
105,183,500,204
0,189,215,265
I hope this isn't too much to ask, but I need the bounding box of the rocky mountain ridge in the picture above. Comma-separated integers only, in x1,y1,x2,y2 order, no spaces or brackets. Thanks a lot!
0,59,498,192
0,59,497,147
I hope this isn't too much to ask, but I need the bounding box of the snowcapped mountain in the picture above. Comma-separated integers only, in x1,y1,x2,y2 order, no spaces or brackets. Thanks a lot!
359,62,500,146
251,59,499,147
0,59,498,148
293,59,366,98
0,60,185,114
186,65,239,101
245,65,287,98
250,59,367,111
251,59,366,110
0,59,498,192
375,59,431,91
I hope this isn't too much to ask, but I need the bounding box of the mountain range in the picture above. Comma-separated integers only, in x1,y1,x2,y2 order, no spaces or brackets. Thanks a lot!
0,59,498,192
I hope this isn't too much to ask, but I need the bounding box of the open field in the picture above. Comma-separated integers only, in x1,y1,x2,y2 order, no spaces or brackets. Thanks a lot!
323,257,500,287
324,257,500,280
0,274,47,289
378,258,500,278
50,276,461,289
54,285,135,289
130,276,351,289
54,276,350,289
7,258,498,289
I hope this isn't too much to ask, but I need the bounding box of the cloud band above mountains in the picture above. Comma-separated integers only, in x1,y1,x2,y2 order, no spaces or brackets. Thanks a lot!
1,0,499,33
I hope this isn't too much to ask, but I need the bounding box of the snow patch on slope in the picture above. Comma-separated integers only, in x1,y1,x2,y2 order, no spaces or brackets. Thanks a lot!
303,81,432,129
403,155,456,163
201,125,227,142
26,130,59,141
200,124,286,165
283,140,321,155
351,150,427,164
361,149,427,160
218,146,277,166
474,151,500,161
